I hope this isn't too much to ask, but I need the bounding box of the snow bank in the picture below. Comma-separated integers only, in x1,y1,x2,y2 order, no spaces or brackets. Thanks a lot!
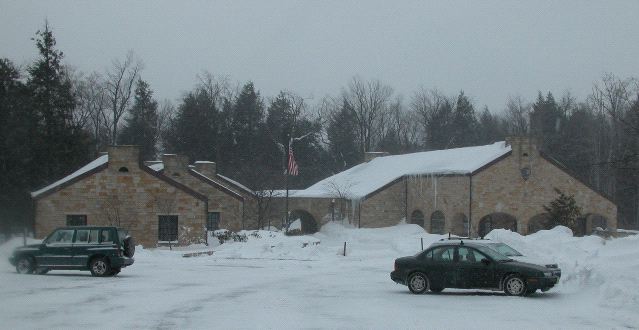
486,226,639,311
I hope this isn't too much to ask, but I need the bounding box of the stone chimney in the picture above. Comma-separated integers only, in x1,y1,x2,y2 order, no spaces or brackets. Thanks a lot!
194,161,217,178
107,145,140,172
505,136,538,181
162,154,189,177
505,136,538,158
364,151,389,162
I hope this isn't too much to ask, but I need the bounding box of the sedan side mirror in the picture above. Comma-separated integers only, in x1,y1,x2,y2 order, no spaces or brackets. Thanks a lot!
481,258,491,265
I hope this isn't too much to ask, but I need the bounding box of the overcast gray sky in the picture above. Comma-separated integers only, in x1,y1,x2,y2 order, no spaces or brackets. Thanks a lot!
1,0,638,111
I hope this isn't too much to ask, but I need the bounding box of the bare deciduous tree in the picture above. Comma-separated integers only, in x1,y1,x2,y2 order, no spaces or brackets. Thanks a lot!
104,51,142,144
504,95,531,134
343,77,393,153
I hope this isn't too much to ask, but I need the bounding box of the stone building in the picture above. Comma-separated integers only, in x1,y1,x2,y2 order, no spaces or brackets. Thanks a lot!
269,137,617,237
31,146,252,247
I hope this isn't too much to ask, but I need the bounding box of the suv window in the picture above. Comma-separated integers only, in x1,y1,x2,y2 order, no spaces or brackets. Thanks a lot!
432,246,455,262
47,229,75,244
75,229,90,243
100,229,114,244
89,229,100,243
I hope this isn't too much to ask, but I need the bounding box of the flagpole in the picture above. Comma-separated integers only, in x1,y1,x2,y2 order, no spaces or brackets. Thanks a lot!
285,139,290,230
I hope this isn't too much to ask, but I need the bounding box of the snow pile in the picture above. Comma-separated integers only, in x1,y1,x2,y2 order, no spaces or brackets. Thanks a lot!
486,226,639,311
293,141,510,199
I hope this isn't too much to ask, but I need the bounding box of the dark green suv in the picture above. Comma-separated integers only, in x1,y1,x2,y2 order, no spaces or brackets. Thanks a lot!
390,241,558,296
9,226,135,277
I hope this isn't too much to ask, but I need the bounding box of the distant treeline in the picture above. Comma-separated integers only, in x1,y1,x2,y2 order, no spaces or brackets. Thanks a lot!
2,23,638,232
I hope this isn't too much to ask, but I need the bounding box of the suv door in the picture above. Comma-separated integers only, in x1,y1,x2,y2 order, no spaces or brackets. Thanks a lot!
71,229,100,267
456,247,495,289
37,229,76,267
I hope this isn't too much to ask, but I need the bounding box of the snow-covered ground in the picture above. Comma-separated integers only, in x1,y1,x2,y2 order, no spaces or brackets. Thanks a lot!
1,223,638,329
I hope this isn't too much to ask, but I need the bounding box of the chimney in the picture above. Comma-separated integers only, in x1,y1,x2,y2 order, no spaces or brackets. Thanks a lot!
194,161,217,178
505,136,538,158
162,154,189,177
107,145,140,172
364,151,389,162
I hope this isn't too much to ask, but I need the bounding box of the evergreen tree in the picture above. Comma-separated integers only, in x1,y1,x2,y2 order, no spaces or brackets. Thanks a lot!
164,84,219,162
530,91,563,154
543,188,582,230
477,107,506,144
227,82,265,177
450,90,478,147
426,98,454,149
0,59,35,233
118,79,159,160
27,22,90,186
327,100,361,171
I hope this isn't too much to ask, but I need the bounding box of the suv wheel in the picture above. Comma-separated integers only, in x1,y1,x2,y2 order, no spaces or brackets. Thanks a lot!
89,257,111,277
16,257,34,274
408,272,429,294
504,274,526,296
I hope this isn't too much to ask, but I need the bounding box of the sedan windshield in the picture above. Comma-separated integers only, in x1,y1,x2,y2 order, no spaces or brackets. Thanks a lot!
488,243,523,257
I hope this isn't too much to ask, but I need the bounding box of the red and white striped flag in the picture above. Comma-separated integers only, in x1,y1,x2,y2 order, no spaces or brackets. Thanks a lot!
288,145,299,176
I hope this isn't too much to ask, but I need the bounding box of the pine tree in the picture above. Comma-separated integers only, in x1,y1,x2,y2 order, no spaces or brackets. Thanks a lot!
530,91,563,153
327,100,361,171
228,82,265,177
27,22,90,186
543,188,582,230
118,79,159,160
164,84,219,162
451,90,478,147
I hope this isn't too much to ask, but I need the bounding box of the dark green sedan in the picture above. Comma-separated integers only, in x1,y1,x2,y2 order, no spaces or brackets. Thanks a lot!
390,241,558,296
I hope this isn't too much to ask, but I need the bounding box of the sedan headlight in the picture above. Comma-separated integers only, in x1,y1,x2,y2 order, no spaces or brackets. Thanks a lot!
543,271,553,277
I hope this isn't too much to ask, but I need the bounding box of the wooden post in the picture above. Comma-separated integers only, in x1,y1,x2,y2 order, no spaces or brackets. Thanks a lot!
343,242,347,256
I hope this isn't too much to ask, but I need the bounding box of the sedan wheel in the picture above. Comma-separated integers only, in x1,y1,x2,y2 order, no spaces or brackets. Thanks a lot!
504,275,526,296
90,257,111,277
408,272,429,294
16,257,34,274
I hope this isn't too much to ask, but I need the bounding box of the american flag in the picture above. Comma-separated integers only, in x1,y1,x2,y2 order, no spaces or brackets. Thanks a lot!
288,145,299,176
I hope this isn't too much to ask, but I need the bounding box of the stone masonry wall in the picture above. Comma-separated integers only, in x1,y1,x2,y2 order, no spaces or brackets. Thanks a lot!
471,143,617,235
359,180,406,228
406,175,471,235
35,148,207,247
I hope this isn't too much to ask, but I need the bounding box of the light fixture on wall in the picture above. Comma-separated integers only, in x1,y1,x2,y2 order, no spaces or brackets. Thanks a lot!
520,167,531,181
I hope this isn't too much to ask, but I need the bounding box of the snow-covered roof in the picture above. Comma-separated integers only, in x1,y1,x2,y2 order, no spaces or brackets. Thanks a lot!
292,142,511,200
147,162,253,195
31,154,109,198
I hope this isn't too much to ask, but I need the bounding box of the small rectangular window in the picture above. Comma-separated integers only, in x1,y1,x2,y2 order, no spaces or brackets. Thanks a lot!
159,215,178,242
207,212,220,231
66,215,87,226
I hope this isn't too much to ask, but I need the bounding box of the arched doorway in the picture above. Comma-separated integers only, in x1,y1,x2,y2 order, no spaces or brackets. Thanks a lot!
451,213,469,236
478,213,517,237
430,211,445,234
288,210,319,234
410,210,425,228
576,213,609,236
527,213,552,234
